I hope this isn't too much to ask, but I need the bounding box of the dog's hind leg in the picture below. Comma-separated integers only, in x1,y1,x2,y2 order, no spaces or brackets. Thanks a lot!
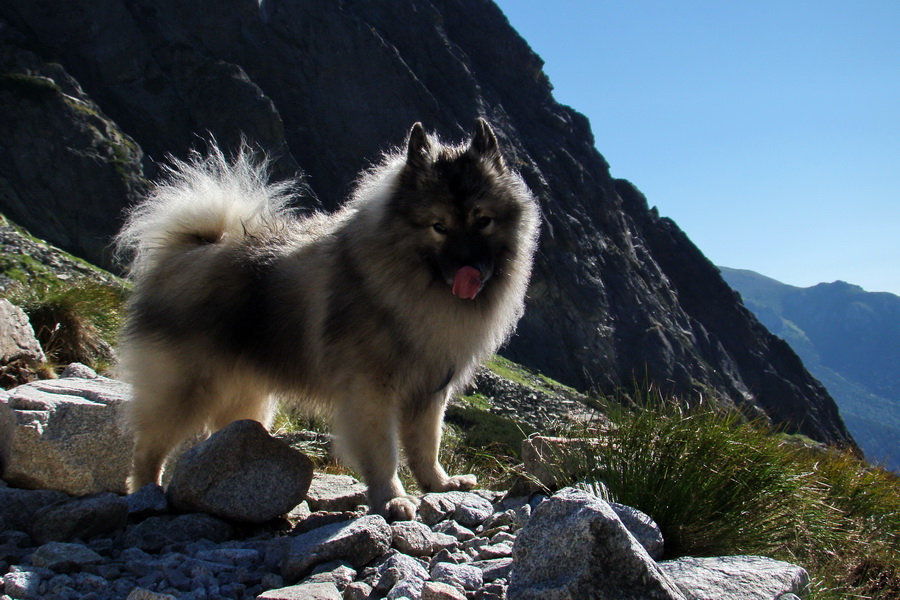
127,394,206,492
124,357,212,492
400,394,477,493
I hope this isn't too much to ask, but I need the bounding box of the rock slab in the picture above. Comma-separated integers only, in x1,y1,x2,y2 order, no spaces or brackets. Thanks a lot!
282,515,392,582
0,376,132,495
167,419,314,524
659,555,810,600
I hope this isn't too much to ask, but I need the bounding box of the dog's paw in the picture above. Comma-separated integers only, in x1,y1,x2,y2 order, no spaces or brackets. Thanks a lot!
437,474,478,492
386,495,420,521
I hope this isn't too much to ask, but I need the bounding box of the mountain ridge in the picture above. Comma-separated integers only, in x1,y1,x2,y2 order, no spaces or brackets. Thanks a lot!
720,266,899,469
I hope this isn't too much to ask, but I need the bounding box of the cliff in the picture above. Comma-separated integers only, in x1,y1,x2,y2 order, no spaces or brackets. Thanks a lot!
0,0,854,447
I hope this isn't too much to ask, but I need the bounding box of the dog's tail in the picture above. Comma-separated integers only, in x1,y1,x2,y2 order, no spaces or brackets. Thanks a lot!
115,142,297,278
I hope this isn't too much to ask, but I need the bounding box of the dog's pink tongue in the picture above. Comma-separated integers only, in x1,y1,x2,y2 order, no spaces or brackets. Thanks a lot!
452,266,482,300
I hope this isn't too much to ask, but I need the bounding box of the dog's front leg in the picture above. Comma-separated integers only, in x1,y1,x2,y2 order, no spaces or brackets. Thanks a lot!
401,394,477,494
333,390,419,521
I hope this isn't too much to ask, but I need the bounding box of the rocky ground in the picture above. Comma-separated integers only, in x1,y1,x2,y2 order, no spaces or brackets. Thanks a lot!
0,456,809,600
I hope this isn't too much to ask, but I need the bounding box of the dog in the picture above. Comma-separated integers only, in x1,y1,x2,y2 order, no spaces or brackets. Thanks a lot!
115,119,540,519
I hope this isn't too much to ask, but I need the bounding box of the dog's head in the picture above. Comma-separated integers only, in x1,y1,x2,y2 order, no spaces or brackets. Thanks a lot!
390,119,534,300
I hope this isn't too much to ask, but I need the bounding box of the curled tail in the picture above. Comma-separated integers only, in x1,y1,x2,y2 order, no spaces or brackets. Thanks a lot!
115,142,299,278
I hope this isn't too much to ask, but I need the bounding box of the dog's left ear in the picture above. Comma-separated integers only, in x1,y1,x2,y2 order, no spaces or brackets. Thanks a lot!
406,122,432,171
470,118,506,172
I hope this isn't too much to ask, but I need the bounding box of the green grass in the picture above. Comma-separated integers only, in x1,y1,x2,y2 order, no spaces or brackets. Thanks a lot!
544,386,900,599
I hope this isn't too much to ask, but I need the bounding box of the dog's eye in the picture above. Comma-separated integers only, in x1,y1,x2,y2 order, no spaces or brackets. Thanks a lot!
432,222,448,235
475,216,493,230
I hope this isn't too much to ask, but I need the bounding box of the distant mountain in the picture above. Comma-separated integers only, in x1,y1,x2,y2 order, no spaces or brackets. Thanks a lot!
720,267,900,470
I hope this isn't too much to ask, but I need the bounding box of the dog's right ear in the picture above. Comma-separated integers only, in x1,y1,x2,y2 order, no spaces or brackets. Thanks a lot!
406,122,432,170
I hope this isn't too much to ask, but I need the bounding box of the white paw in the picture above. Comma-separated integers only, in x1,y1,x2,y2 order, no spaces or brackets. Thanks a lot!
439,474,478,492
386,495,420,521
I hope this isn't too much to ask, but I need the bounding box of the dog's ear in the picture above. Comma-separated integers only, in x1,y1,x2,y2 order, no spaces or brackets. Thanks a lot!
470,118,506,172
406,122,432,171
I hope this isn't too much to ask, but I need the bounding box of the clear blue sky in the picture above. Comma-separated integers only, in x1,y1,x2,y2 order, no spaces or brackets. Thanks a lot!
493,1,900,295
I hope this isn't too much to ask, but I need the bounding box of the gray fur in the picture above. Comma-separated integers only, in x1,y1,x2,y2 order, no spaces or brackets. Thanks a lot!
115,120,540,519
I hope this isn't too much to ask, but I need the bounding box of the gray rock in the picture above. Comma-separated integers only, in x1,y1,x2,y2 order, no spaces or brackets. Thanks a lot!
0,376,132,495
342,581,375,600
282,515,391,582
305,473,368,512
474,583,509,600
431,562,484,592
508,488,686,600
2,568,44,600
422,581,468,600
471,558,513,582
167,419,314,523
432,519,476,541
388,577,427,599
257,582,342,600
126,589,178,600
391,520,458,557
610,501,666,560
122,513,234,553
659,555,810,600
373,552,430,594
60,363,99,379
304,560,356,591
126,483,169,520
419,491,494,528
0,486,68,532
30,541,103,573
31,492,128,544
0,299,44,364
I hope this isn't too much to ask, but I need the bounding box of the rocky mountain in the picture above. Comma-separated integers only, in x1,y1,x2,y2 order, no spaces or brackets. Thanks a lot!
0,0,854,447
721,267,900,470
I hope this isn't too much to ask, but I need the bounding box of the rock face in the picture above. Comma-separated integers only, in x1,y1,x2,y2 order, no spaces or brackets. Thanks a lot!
0,0,853,446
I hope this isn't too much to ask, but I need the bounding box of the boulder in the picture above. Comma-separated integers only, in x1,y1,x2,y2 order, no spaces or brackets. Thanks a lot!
659,555,810,600
0,376,132,495
0,299,45,365
167,419,314,523
508,488,686,600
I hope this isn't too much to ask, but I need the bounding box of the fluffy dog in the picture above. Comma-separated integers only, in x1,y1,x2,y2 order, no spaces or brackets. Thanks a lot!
115,119,540,519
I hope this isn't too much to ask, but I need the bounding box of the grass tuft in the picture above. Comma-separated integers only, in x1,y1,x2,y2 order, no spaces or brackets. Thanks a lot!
4,280,127,371
544,385,900,599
